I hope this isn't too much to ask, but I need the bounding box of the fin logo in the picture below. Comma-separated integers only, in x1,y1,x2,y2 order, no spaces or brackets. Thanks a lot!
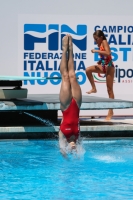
24,24,87,51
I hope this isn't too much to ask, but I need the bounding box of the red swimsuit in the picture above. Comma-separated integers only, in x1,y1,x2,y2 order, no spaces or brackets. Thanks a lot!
60,98,80,141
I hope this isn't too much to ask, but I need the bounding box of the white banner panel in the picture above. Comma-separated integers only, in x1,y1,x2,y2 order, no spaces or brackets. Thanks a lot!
18,15,133,115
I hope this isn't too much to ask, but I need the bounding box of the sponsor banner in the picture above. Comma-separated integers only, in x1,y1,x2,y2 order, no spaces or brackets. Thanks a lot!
18,15,133,101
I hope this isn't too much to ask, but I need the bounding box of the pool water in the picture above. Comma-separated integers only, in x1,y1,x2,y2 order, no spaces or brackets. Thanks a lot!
0,139,133,199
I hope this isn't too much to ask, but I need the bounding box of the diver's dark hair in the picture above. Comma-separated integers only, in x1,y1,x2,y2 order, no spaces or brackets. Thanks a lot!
93,30,106,40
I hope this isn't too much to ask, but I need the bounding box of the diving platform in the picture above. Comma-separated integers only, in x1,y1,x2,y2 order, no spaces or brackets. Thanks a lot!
0,117,133,139
0,76,61,99
0,94,132,138
0,75,133,138
0,94,132,111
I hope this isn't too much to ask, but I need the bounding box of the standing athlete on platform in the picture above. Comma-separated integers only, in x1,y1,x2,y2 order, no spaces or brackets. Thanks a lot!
59,35,82,157
86,30,115,120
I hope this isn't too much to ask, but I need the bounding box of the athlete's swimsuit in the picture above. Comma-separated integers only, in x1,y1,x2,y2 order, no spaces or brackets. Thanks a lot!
99,45,114,73
60,98,80,141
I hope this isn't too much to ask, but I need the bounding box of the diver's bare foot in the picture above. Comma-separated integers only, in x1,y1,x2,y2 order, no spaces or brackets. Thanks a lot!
105,109,113,120
62,35,69,52
86,88,97,94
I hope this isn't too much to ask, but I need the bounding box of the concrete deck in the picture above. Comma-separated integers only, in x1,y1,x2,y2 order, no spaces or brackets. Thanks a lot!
0,94,133,110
